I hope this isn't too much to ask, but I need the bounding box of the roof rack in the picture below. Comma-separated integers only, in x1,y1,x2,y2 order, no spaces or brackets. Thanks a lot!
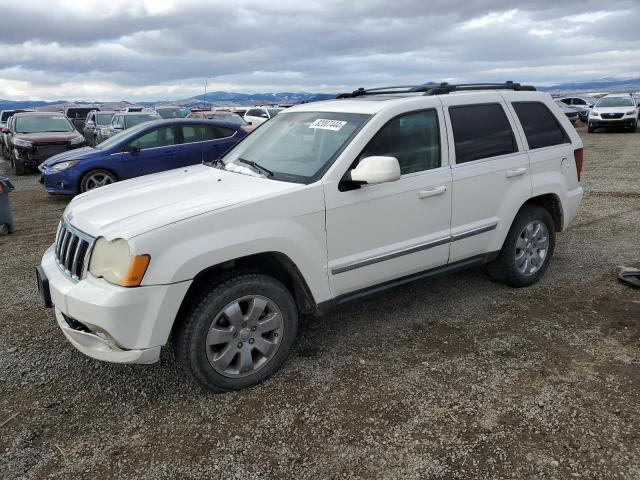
336,81,536,99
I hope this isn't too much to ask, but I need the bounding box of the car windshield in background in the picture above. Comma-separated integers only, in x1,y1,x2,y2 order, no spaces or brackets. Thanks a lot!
267,108,284,117
1,112,13,122
584,97,598,105
156,107,190,119
66,108,94,119
124,114,160,128
596,97,635,107
214,114,246,125
222,111,370,183
15,115,73,133
95,122,149,150
96,113,114,125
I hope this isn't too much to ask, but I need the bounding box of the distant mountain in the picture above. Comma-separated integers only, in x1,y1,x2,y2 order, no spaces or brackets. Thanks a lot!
2,77,638,113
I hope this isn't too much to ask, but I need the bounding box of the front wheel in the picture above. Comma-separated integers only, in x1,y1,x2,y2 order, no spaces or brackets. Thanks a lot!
174,273,298,392
80,169,116,192
14,157,26,176
487,205,556,287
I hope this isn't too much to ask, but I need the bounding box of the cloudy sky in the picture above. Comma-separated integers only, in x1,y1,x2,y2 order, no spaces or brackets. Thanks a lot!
0,0,639,101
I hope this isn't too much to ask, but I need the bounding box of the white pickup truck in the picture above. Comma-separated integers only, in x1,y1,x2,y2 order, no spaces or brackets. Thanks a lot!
37,82,584,392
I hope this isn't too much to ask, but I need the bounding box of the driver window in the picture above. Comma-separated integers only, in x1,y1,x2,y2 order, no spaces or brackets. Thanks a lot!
128,126,176,150
359,110,441,175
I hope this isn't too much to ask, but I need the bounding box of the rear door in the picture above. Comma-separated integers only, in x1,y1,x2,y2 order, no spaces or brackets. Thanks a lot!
121,125,180,178
442,94,531,263
201,124,239,163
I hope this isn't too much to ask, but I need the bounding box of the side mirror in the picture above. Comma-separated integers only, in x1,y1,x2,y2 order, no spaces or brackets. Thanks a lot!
349,156,401,185
1,128,9,134
125,145,140,153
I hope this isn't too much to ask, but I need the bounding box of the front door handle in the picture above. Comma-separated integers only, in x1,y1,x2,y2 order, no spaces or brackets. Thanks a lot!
506,167,527,178
419,186,447,199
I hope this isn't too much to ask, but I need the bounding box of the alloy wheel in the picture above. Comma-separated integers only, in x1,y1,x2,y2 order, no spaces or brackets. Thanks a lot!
205,295,283,378
515,220,549,276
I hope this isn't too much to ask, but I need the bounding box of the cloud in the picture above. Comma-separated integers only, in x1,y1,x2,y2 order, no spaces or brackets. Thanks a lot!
0,0,638,101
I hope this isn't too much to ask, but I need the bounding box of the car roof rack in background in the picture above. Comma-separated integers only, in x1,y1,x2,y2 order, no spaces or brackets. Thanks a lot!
336,81,536,99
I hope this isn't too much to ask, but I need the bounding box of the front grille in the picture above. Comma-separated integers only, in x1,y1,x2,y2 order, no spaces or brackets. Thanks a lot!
54,220,95,281
602,113,624,119
35,143,69,160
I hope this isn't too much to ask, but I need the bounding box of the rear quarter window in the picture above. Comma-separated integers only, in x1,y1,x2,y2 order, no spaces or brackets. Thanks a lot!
512,102,569,150
449,103,517,164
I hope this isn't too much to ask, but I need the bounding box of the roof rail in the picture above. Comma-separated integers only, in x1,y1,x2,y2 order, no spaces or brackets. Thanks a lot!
336,81,536,99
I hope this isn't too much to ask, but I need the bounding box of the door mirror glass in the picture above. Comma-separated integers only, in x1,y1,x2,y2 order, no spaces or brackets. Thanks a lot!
350,156,401,184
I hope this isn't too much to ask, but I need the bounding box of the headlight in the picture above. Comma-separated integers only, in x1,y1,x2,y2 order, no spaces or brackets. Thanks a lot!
70,136,85,145
50,161,79,172
626,110,637,116
13,138,33,148
590,110,599,117
89,238,150,287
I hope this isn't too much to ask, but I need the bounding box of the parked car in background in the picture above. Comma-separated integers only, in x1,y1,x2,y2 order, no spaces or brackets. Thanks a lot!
554,100,579,124
6,112,85,175
1,109,30,158
65,106,98,132
156,106,190,119
588,94,638,132
123,107,145,112
36,82,584,392
243,107,283,127
187,110,253,131
105,111,161,140
558,96,597,122
39,118,247,194
83,110,116,146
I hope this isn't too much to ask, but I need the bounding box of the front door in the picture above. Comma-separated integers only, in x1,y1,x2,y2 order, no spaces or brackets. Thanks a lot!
324,108,452,297
122,125,180,178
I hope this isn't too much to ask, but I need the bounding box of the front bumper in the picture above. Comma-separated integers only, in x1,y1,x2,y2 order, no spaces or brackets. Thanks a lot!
38,164,79,195
40,246,192,364
589,118,636,128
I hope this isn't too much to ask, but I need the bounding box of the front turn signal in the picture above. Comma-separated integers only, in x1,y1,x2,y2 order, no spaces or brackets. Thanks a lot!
121,255,151,287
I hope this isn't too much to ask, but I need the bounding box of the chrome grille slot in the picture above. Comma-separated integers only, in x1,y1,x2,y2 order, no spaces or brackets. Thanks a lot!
54,220,95,281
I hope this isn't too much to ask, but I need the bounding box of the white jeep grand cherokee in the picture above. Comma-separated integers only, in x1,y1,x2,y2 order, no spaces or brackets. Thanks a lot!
37,82,584,392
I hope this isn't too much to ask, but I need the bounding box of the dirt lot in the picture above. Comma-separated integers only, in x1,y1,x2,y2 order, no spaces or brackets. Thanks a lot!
0,125,639,479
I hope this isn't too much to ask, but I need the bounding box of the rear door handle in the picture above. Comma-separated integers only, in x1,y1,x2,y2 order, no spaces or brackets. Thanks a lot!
419,186,447,199
506,167,527,178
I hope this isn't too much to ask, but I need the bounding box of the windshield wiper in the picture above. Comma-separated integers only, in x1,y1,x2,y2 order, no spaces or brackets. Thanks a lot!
237,158,274,177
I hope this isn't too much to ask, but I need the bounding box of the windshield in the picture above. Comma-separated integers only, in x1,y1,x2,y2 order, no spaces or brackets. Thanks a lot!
267,108,284,117
15,115,73,133
156,107,190,119
96,113,114,125
1,111,14,122
222,111,369,183
596,97,635,108
214,114,246,125
96,122,149,150
124,114,160,128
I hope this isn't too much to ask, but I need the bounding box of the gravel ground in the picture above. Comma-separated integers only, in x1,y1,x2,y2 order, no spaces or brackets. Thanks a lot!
0,125,639,479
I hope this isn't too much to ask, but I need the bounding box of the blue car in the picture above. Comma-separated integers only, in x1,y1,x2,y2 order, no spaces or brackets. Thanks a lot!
39,118,248,195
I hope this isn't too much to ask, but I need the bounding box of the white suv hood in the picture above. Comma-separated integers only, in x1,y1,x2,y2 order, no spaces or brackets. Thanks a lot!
64,164,300,239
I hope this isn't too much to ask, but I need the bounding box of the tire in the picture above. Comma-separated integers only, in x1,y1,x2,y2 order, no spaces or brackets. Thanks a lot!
80,169,117,192
587,125,595,133
487,205,556,288
630,121,637,133
174,273,298,392
14,157,26,176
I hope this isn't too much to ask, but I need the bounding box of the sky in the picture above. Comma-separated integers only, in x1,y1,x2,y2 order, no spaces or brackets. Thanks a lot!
0,0,639,101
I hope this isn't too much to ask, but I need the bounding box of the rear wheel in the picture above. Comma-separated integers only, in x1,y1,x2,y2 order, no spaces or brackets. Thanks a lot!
174,273,298,392
487,205,556,287
80,169,116,192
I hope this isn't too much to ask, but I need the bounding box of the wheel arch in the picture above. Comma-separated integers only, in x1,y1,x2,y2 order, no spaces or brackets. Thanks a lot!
521,193,564,232
170,251,319,341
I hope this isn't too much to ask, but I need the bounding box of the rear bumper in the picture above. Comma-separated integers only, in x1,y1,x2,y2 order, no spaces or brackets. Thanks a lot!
563,186,583,230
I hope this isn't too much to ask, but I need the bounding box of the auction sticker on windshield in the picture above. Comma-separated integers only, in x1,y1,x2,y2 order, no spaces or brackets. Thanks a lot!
309,119,347,131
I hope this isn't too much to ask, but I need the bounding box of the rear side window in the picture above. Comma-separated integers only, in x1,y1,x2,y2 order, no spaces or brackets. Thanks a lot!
449,104,516,164
512,102,569,150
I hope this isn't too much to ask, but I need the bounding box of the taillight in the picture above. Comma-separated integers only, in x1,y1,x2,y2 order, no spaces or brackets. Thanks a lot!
574,147,584,182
